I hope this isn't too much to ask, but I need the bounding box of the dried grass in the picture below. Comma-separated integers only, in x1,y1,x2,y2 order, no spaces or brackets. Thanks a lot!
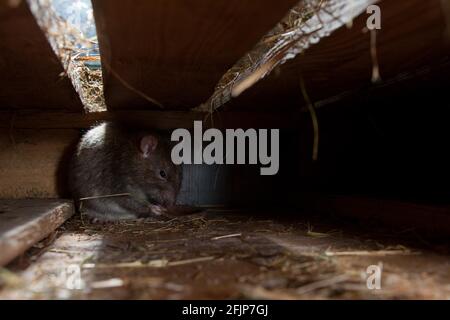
211,233,242,241
196,0,379,113
300,76,319,161
370,29,381,83
325,249,420,257
82,256,215,269
295,274,349,294
27,0,106,112
2,211,449,300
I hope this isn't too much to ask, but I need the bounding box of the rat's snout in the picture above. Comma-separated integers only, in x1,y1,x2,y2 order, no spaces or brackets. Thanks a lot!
161,189,177,207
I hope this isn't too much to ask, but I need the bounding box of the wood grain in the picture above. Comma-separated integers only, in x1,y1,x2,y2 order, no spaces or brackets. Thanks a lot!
0,2,83,111
0,199,74,266
0,129,79,199
224,0,450,111
91,0,298,110
0,110,300,129
300,194,450,236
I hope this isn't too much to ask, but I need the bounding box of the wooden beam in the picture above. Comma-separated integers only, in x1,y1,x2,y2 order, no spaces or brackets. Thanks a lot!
0,1,83,111
223,0,450,111
91,0,298,110
0,129,79,199
0,110,300,130
0,199,74,266
300,194,450,237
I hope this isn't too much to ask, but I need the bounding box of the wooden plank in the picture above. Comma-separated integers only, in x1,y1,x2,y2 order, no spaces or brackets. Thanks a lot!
0,1,83,111
2,209,450,299
0,110,300,129
301,194,450,236
92,0,298,110
0,129,80,199
223,0,450,111
0,199,74,267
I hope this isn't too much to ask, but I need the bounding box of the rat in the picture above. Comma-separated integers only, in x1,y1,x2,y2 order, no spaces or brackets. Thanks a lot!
69,122,183,222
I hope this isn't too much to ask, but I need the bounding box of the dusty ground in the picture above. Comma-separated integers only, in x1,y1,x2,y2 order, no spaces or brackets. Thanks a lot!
0,209,449,299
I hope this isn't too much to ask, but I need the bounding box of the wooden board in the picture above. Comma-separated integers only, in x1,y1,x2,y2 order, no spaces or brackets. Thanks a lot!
0,129,80,199
0,1,83,111
0,110,300,130
92,0,298,110
300,194,450,237
0,199,74,266
1,210,450,299
224,0,450,111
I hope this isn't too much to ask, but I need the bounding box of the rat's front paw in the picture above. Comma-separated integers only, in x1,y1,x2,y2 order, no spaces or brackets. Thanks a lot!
148,204,169,216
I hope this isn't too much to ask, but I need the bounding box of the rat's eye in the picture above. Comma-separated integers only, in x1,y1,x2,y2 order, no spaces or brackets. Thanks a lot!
159,170,167,179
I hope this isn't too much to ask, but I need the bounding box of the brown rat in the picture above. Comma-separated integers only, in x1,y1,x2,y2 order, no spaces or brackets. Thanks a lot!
69,122,182,221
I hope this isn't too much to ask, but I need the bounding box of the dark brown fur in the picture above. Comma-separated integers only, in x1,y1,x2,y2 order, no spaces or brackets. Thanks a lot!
69,122,182,221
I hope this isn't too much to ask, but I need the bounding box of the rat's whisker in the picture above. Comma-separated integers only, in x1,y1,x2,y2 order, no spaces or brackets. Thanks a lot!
79,193,131,201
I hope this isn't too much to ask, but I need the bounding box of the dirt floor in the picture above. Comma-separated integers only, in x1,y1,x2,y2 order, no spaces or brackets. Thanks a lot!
0,209,449,299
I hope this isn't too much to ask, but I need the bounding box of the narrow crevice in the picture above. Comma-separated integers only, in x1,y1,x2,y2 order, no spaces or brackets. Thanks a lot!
196,0,379,113
28,0,106,113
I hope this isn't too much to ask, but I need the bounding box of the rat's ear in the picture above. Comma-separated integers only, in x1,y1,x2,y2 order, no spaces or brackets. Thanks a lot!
140,135,158,158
